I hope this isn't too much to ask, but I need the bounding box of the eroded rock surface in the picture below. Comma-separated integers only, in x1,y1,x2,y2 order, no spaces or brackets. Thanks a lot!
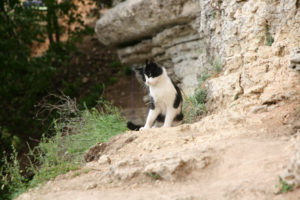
96,0,300,104
290,48,300,71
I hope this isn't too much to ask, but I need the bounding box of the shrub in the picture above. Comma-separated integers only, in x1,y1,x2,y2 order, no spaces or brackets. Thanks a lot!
182,72,210,123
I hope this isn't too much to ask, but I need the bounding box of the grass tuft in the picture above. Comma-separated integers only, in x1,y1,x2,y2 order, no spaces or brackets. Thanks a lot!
147,172,161,180
276,177,294,194
183,73,208,123
0,98,127,199
212,59,222,73
265,24,274,46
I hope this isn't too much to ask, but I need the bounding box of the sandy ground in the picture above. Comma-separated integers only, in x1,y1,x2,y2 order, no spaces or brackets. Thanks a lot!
17,100,300,200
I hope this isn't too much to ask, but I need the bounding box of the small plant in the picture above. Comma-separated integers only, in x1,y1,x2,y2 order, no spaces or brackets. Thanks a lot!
147,172,161,180
265,24,274,46
265,34,274,46
234,93,239,100
183,73,209,123
199,73,211,85
110,61,121,68
212,59,222,73
276,177,294,194
72,171,81,178
109,77,118,85
183,88,207,123
0,146,27,199
122,66,134,76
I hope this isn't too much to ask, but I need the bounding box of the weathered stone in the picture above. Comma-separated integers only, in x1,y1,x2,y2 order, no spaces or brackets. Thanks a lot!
106,148,212,182
95,0,200,46
96,0,300,107
289,48,300,71
280,135,300,188
85,183,97,190
98,155,111,165
250,105,268,114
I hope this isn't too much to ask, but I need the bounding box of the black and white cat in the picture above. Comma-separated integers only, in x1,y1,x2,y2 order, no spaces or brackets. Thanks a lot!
127,60,183,131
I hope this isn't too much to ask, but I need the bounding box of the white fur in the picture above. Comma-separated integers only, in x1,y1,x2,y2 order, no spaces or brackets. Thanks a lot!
140,68,181,130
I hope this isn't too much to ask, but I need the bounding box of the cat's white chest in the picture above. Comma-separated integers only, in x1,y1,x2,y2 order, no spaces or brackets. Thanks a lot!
150,80,175,111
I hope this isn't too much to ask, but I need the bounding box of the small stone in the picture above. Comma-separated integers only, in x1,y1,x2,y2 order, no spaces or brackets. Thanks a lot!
82,77,89,83
291,54,300,64
98,155,111,165
85,183,97,190
250,105,267,114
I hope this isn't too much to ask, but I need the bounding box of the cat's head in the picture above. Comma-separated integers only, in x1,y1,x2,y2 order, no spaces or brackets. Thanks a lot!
143,60,163,86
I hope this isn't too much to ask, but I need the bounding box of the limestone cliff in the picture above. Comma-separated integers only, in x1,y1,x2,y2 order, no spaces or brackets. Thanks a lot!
95,0,300,109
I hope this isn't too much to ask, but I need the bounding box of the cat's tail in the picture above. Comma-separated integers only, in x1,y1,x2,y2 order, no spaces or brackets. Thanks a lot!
127,121,143,131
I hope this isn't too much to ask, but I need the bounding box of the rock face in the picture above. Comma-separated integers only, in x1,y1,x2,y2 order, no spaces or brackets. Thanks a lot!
290,48,300,71
96,0,300,106
95,0,200,46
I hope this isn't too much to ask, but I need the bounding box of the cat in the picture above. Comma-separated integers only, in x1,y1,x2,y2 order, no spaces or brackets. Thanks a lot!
127,60,183,131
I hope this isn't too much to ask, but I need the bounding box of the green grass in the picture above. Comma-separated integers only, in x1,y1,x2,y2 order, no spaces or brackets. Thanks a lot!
199,73,211,85
147,172,161,180
183,73,209,123
265,34,274,46
0,147,27,199
0,100,127,199
276,178,294,194
265,24,274,46
212,59,222,73
183,88,207,123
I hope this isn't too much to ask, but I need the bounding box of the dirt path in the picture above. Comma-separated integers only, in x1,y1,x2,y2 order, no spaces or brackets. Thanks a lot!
17,101,300,200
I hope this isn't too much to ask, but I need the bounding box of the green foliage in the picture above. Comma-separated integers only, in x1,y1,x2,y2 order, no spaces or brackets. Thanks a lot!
122,66,134,76
183,59,221,122
147,172,161,180
183,89,207,123
212,59,222,73
265,34,274,46
79,84,105,108
199,73,211,85
276,178,294,194
0,146,27,200
0,100,127,199
265,24,274,46
110,61,121,68
183,73,210,123
0,0,99,161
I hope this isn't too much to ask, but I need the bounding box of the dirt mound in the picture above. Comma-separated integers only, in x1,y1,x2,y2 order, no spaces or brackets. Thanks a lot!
17,100,300,200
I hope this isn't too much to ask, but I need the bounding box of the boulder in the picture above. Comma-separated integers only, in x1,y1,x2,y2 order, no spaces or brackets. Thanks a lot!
95,0,200,46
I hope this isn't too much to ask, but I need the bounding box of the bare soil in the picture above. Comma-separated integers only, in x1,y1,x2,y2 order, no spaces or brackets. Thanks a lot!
17,100,300,200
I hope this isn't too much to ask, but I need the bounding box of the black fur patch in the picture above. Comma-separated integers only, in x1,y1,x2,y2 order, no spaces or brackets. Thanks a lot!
171,81,182,109
156,114,165,122
127,121,142,131
144,61,163,78
174,113,184,121
150,96,155,110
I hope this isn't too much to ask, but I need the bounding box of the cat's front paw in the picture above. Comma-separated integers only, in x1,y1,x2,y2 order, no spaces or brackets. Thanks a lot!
139,126,148,131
